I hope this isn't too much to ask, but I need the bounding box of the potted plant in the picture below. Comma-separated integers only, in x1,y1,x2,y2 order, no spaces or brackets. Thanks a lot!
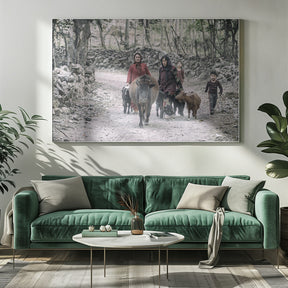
257,90,288,252
0,104,44,194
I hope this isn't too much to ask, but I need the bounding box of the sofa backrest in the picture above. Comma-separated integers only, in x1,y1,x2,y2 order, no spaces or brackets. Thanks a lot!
144,175,250,214
42,175,145,214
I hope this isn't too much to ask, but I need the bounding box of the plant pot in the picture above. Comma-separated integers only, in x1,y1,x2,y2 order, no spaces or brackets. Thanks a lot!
131,215,143,235
280,207,288,252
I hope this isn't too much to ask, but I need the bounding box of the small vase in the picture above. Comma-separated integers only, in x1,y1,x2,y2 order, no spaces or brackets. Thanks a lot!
131,215,144,235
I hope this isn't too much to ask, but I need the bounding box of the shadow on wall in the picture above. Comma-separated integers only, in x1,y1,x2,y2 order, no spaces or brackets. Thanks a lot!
35,139,120,177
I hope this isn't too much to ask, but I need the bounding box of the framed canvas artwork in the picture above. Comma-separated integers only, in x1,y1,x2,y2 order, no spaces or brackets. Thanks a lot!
52,19,240,143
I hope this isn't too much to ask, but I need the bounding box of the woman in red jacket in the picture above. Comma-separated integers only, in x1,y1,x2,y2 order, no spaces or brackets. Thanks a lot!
127,52,151,84
126,52,151,111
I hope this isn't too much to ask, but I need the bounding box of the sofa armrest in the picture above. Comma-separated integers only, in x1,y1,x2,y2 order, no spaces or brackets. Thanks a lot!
255,189,279,249
14,190,39,249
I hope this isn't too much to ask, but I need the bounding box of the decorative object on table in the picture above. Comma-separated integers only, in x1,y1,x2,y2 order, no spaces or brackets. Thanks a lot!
257,91,288,178
105,224,112,232
147,232,174,239
88,225,95,232
0,105,44,194
117,192,144,235
99,225,106,232
131,215,144,235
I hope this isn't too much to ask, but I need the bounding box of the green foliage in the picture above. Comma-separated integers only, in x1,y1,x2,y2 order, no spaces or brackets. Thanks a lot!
257,91,288,178
0,105,44,193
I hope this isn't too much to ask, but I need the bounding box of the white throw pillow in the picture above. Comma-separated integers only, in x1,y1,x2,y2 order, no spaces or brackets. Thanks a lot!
221,176,265,215
31,176,91,216
176,183,228,212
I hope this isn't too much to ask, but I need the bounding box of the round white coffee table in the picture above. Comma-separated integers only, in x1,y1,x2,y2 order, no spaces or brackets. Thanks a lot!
73,230,184,287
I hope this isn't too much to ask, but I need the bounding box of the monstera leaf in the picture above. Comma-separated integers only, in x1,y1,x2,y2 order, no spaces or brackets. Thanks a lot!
257,91,288,178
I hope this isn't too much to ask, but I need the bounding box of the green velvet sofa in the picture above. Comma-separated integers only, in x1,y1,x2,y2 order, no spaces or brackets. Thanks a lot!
13,175,279,253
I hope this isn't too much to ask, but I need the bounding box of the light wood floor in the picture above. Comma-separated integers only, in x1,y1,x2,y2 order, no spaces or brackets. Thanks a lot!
0,247,288,267
1,247,288,287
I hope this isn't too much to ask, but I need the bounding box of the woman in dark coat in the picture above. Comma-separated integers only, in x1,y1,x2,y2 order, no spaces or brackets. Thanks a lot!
158,55,183,116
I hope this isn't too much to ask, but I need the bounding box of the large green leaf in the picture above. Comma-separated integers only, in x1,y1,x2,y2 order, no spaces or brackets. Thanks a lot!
283,91,288,109
257,140,277,148
19,107,29,124
272,115,288,133
266,160,288,178
261,147,288,157
266,122,286,142
258,103,282,117
31,115,45,121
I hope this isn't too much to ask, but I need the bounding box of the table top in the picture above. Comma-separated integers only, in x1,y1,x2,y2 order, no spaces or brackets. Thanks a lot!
72,230,184,249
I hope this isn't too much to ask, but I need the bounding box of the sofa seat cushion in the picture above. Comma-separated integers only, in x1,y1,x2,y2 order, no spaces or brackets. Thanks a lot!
144,209,262,243
31,209,139,242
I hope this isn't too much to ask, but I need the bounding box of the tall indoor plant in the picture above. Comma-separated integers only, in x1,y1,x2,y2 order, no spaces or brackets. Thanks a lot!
257,91,288,178
257,90,288,252
0,104,44,194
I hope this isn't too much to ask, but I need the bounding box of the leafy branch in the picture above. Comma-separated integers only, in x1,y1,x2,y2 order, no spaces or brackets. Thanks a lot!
0,104,45,193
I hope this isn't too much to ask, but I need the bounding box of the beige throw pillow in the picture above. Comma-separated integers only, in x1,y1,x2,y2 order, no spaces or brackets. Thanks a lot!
221,176,265,215
176,183,229,212
31,176,91,216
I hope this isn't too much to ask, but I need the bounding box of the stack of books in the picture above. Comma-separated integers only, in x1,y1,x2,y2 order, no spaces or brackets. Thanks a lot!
81,230,118,237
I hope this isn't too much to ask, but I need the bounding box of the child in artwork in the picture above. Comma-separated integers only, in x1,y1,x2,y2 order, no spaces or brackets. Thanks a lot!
176,61,185,85
205,71,223,115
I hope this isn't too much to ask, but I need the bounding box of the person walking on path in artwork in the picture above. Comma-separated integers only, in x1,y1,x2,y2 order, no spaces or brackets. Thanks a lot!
127,52,151,84
158,55,183,116
176,61,185,85
176,61,185,115
205,71,223,115
126,52,151,111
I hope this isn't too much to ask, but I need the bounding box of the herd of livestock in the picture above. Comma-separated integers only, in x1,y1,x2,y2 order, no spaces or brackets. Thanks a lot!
122,74,201,128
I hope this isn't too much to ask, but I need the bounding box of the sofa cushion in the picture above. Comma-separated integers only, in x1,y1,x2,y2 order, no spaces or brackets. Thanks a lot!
221,176,265,215
144,209,262,243
144,175,250,214
31,176,91,216
42,175,145,214
31,209,140,242
176,183,228,211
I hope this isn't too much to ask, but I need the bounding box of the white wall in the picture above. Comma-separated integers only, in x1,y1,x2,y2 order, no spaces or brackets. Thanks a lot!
1,0,288,237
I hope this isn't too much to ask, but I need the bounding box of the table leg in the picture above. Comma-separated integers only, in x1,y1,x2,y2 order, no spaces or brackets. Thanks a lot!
104,247,106,277
166,249,168,279
12,249,15,270
90,247,93,288
158,247,160,288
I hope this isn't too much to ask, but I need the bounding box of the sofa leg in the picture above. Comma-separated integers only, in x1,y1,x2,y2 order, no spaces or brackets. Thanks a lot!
12,249,15,270
276,247,280,269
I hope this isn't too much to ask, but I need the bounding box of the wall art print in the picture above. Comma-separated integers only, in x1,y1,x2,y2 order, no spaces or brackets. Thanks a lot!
52,19,240,143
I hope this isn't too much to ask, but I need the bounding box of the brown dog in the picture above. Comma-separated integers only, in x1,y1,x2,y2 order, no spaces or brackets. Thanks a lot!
175,91,201,119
